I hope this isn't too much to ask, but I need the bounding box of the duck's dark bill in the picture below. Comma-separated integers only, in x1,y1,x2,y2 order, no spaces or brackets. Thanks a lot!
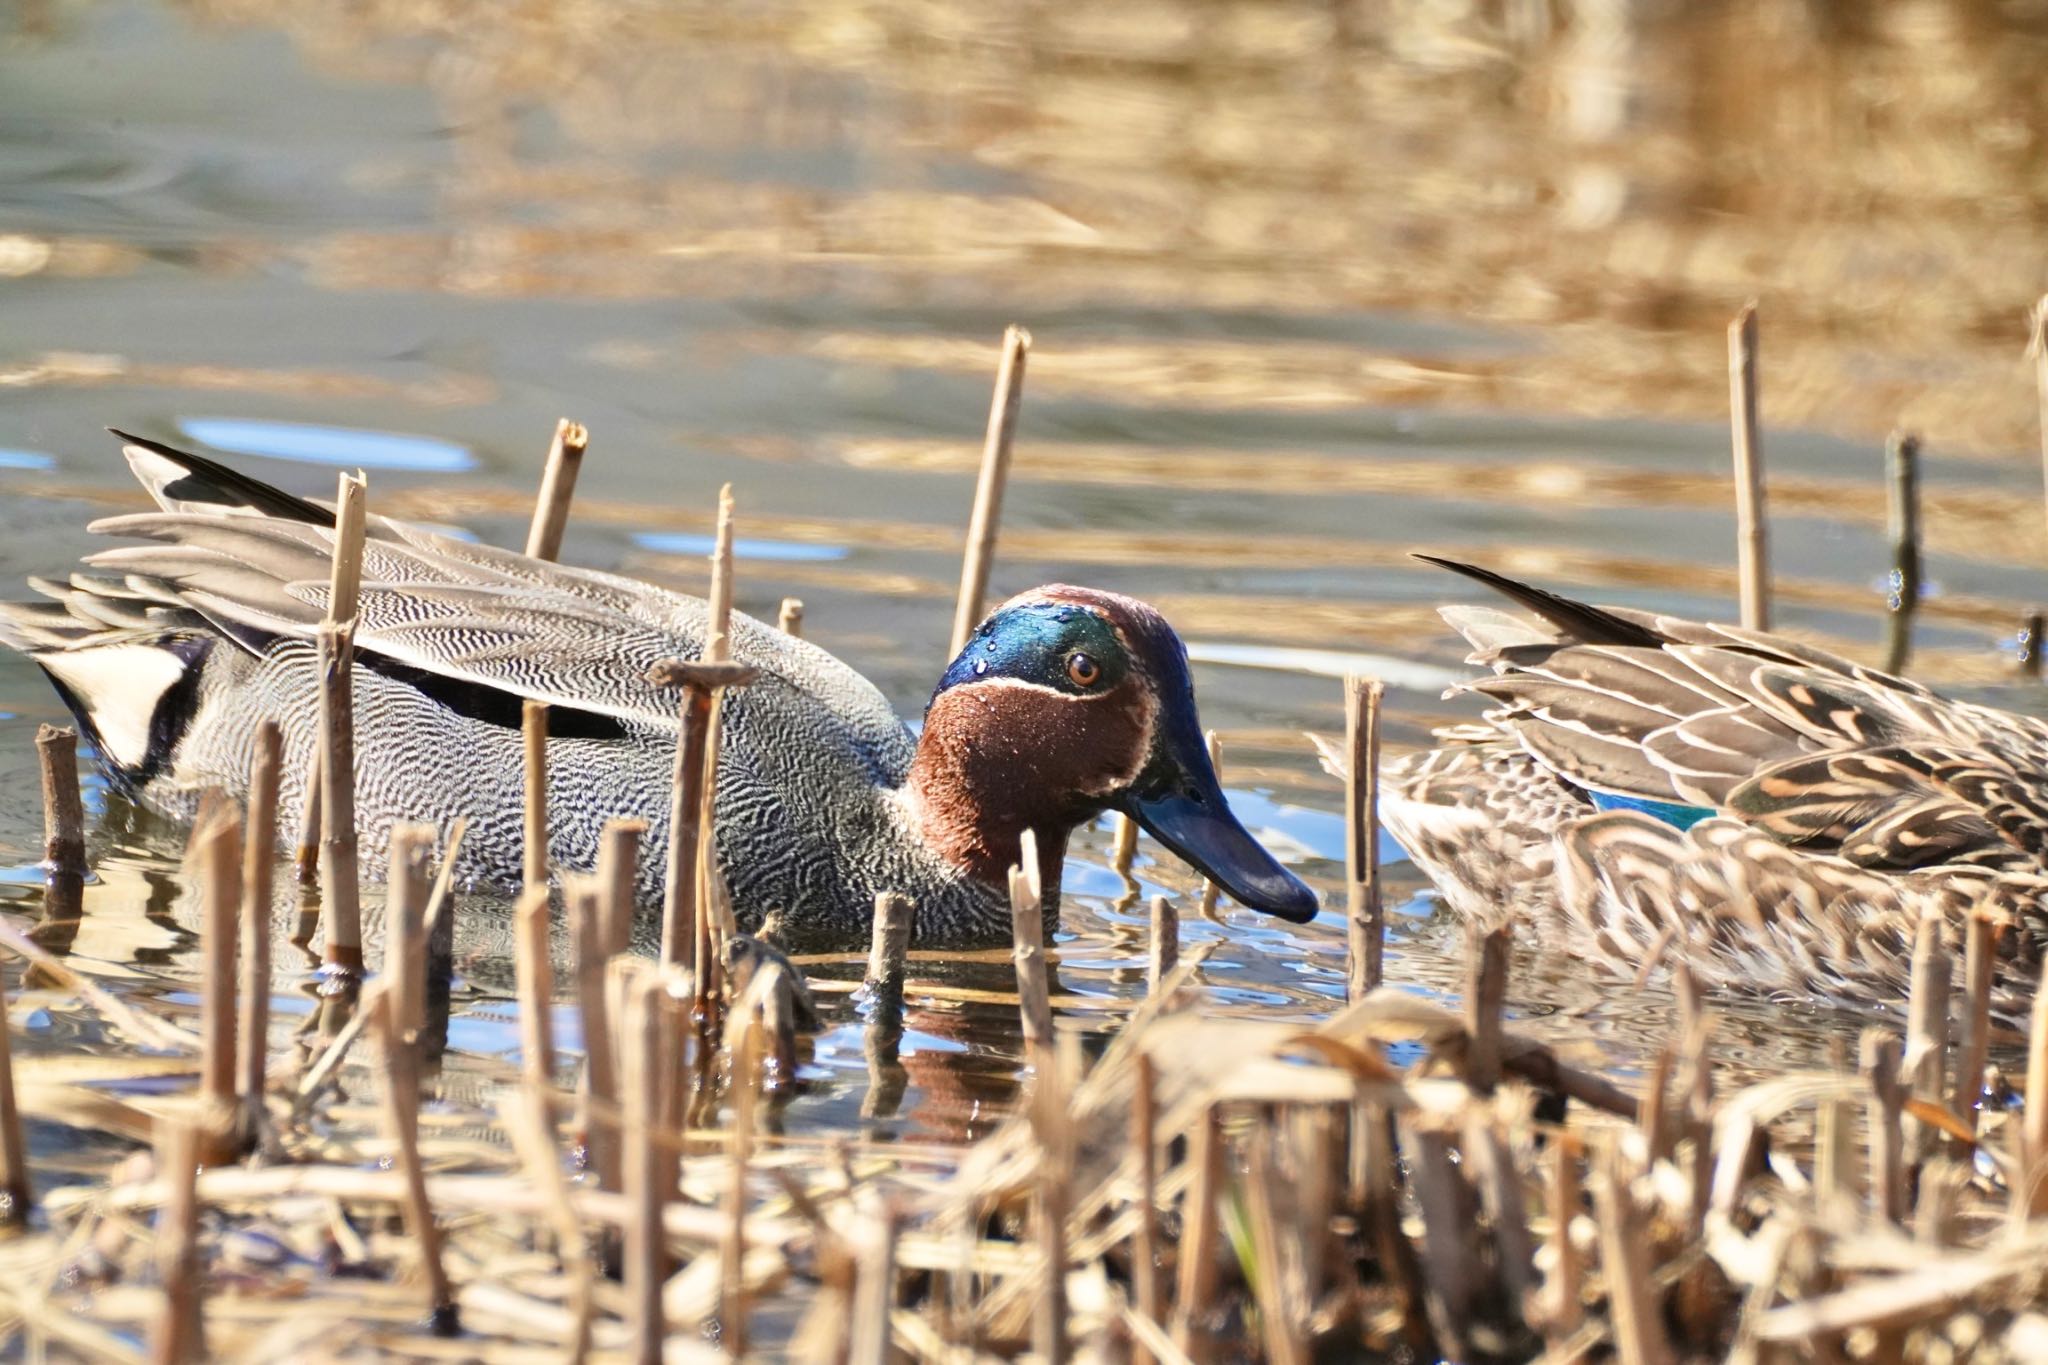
1124,781,1320,925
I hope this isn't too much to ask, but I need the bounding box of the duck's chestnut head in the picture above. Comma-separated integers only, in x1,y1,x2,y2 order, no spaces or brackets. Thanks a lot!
913,585,1318,924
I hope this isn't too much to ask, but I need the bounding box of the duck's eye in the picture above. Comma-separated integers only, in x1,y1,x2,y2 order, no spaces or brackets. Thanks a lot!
1066,652,1101,688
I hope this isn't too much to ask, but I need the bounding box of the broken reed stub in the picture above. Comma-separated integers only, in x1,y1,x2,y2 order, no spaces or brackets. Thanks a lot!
523,699,549,895
35,723,85,878
237,722,282,1122
644,659,761,691
0,955,28,1223
778,597,804,637
1008,830,1053,1052
1145,895,1177,996
865,891,913,1004
524,418,590,562
1344,674,1385,1000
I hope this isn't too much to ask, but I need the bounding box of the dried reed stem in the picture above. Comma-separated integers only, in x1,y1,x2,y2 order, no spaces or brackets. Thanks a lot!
35,723,85,878
1592,1141,1673,1365
293,753,320,885
778,597,804,637
865,891,912,1014
948,324,1031,656
367,989,457,1332
1112,812,1139,878
598,819,644,957
1344,675,1385,1000
1949,912,1998,1146
1030,1039,1072,1365
1009,831,1053,1054
1863,1029,1907,1225
387,825,434,1040
1465,922,1510,1093
566,877,619,1199
1729,300,1770,631
1902,911,1951,1166
622,974,669,1365
848,1197,899,1365
1146,894,1177,996
2021,610,2045,679
661,681,712,971
1131,1050,1161,1365
523,700,549,894
524,418,589,561
1883,430,1922,675
1544,1138,1583,1338
1197,730,1223,918
514,886,556,1093
148,1116,205,1364
694,485,738,1010
195,806,241,1160
0,939,28,1223
315,471,367,973
237,722,281,1125
723,1020,761,1357
1172,1105,1223,1361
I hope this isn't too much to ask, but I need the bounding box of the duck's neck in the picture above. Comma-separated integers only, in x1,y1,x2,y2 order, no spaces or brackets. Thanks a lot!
904,710,1076,912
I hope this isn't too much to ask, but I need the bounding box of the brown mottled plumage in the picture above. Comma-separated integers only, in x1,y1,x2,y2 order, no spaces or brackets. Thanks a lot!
1317,558,2048,1022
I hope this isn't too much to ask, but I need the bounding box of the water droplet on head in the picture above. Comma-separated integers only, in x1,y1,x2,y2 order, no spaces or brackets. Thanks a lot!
974,659,988,675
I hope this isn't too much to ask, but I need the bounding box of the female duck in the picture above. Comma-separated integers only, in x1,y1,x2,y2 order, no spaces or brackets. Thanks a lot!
2,434,1317,950
1329,557,2048,1021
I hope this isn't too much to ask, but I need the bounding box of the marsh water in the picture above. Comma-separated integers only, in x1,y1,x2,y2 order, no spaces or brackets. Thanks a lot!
4,0,2048,1169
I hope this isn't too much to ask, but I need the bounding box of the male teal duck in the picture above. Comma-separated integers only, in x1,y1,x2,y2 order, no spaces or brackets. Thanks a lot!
1321,556,2048,1021
0,434,1317,950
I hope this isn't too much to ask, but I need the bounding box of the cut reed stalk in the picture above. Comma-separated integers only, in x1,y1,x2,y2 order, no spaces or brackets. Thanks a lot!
1172,1105,1222,1361
1344,675,1385,1000
661,679,713,972
294,754,320,885
524,418,589,561
1009,832,1053,1055
367,988,458,1333
1902,911,1951,1166
1729,299,1770,631
195,806,241,1162
1544,1137,1583,1339
149,1116,205,1364
566,877,620,1199
866,891,913,1009
597,818,644,957
0,936,28,1223
523,700,549,895
622,973,669,1365
315,470,366,975
386,825,434,1040
1243,1125,1307,1365
1197,730,1223,919
1146,894,1177,996
848,1196,899,1365
695,486,738,1014
421,819,463,1061
514,886,556,1093
778,597,804,637
35,723,84,878
1112,812,1139,878
237,722,281,1129
1131,1050,1161,1365
1465,921,1510,1093
2021,610,2045,679
723,1020,761,1357
1863,1029,1907,1225
1030,1039,1072,1365
1883,431,1923,675
949,324,1031,657
1592,1141,1673,1365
